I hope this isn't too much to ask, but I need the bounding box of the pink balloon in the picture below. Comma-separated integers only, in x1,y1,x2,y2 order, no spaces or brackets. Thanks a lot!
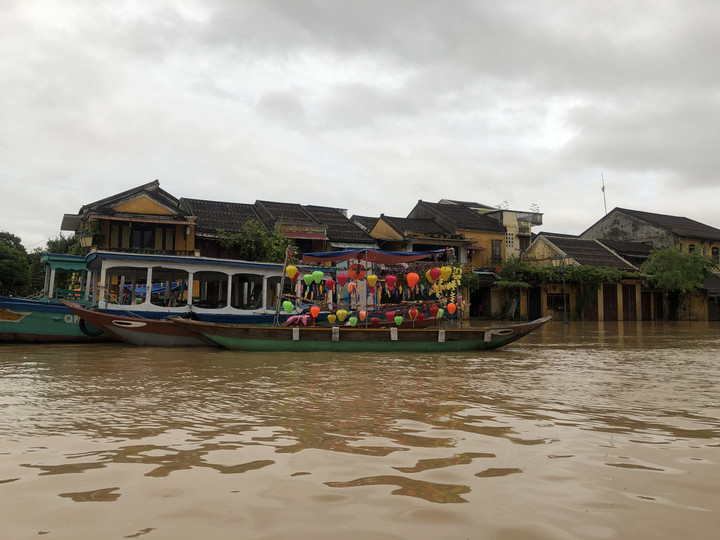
337,273,349,287
385,275,397,289
429,268,441,282
385,310,395,322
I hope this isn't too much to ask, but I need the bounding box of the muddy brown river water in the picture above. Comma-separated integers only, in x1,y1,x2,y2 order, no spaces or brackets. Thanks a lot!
1,321,719,539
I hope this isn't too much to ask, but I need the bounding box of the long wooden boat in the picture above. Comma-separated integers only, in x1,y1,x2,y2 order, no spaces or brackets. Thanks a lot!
0,254,110,343
61,300,207,347
171,316,552,353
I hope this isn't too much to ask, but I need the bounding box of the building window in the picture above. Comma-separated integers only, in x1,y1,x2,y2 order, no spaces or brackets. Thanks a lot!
505,232,514,249
712,246,719,262
131,225,155,251
689,244,696,252
491,239,502,266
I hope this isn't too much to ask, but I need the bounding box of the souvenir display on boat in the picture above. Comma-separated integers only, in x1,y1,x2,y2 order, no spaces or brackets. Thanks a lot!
169,247,551,352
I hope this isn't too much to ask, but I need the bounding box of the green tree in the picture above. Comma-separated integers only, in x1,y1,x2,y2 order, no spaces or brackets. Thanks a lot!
217,220,293,263
642,247,716,320
0,231,31,296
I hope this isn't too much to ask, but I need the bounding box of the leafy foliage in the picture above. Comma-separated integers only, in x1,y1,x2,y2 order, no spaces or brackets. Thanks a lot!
641,247,716,293
0,231,31,295
217,220,293,263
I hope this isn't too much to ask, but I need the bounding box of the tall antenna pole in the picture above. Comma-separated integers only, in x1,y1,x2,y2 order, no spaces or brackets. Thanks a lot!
601,171,608,215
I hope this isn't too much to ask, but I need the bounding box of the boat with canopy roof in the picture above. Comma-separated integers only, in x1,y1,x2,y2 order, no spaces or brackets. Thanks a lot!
169,247,552,351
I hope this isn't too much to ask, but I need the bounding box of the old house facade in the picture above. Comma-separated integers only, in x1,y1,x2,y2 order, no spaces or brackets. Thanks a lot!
522,234,645,321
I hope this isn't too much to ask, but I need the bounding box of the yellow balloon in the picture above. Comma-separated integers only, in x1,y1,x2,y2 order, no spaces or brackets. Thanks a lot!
337,309,348,322
367,274,378,287
440,266,452,281
285,265,298,279
327,314,337,324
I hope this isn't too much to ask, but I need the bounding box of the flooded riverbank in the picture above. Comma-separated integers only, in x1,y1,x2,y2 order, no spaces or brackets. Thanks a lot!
1,321,719,539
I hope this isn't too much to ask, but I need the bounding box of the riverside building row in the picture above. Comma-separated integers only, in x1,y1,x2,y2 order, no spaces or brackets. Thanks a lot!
60,181,720,321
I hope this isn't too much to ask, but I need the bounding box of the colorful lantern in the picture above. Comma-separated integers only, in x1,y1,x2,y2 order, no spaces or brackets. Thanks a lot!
347,264,366,280
429,305,439,318
367,274,378,288
437,308,444,318
394,315,404,326
337,273,349,287
408,308,418,320
310,306,320,318
285,265,298,280
417,313,425,321
385,310,395,322
282,300,293,314
325,278,336,290
359,310,367,321
312,270,324,284
447,302,457,314
337,309,348,322
371,317,380,327
349,316,358,327
327,314,337,325
406,272,419,288
385,275,397,290
303,274,313,286
440,266,452,281
348,282,357,294
429,268,441,282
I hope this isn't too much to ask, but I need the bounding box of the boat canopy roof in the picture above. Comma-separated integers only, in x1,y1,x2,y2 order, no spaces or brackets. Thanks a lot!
40,253,87,272
302,248,446,264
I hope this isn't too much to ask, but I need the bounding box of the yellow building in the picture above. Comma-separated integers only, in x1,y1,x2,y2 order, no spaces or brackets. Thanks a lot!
61,180,197,255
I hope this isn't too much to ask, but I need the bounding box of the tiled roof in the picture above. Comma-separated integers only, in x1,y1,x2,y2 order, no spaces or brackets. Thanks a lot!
598,239,653,265
420,201,506,232
255,201,316,226
616,208,720,241
545,235,637,270
181,198,263,234
304,205,375,244
351,215,379,232
381,215,453,237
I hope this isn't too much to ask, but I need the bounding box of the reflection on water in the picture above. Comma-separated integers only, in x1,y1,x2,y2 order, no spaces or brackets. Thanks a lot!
1,321,719,539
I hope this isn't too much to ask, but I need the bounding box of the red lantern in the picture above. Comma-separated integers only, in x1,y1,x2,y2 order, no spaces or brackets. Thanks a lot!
337,273,349,287
385,310,395,322
371,317,380,327
417,313,425,321
310,306,320,318
409,308,418,320
406,272,419,288
325,278,336,290
429,305,439,318
429,268,441,282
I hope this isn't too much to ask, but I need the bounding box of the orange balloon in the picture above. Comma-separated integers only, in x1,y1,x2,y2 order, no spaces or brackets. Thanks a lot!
310,306,320,318
406,272,419,288
359,310,367,321
447,302,457,314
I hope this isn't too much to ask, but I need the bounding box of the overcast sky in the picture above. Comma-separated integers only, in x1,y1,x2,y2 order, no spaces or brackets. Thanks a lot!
2,0,720,250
